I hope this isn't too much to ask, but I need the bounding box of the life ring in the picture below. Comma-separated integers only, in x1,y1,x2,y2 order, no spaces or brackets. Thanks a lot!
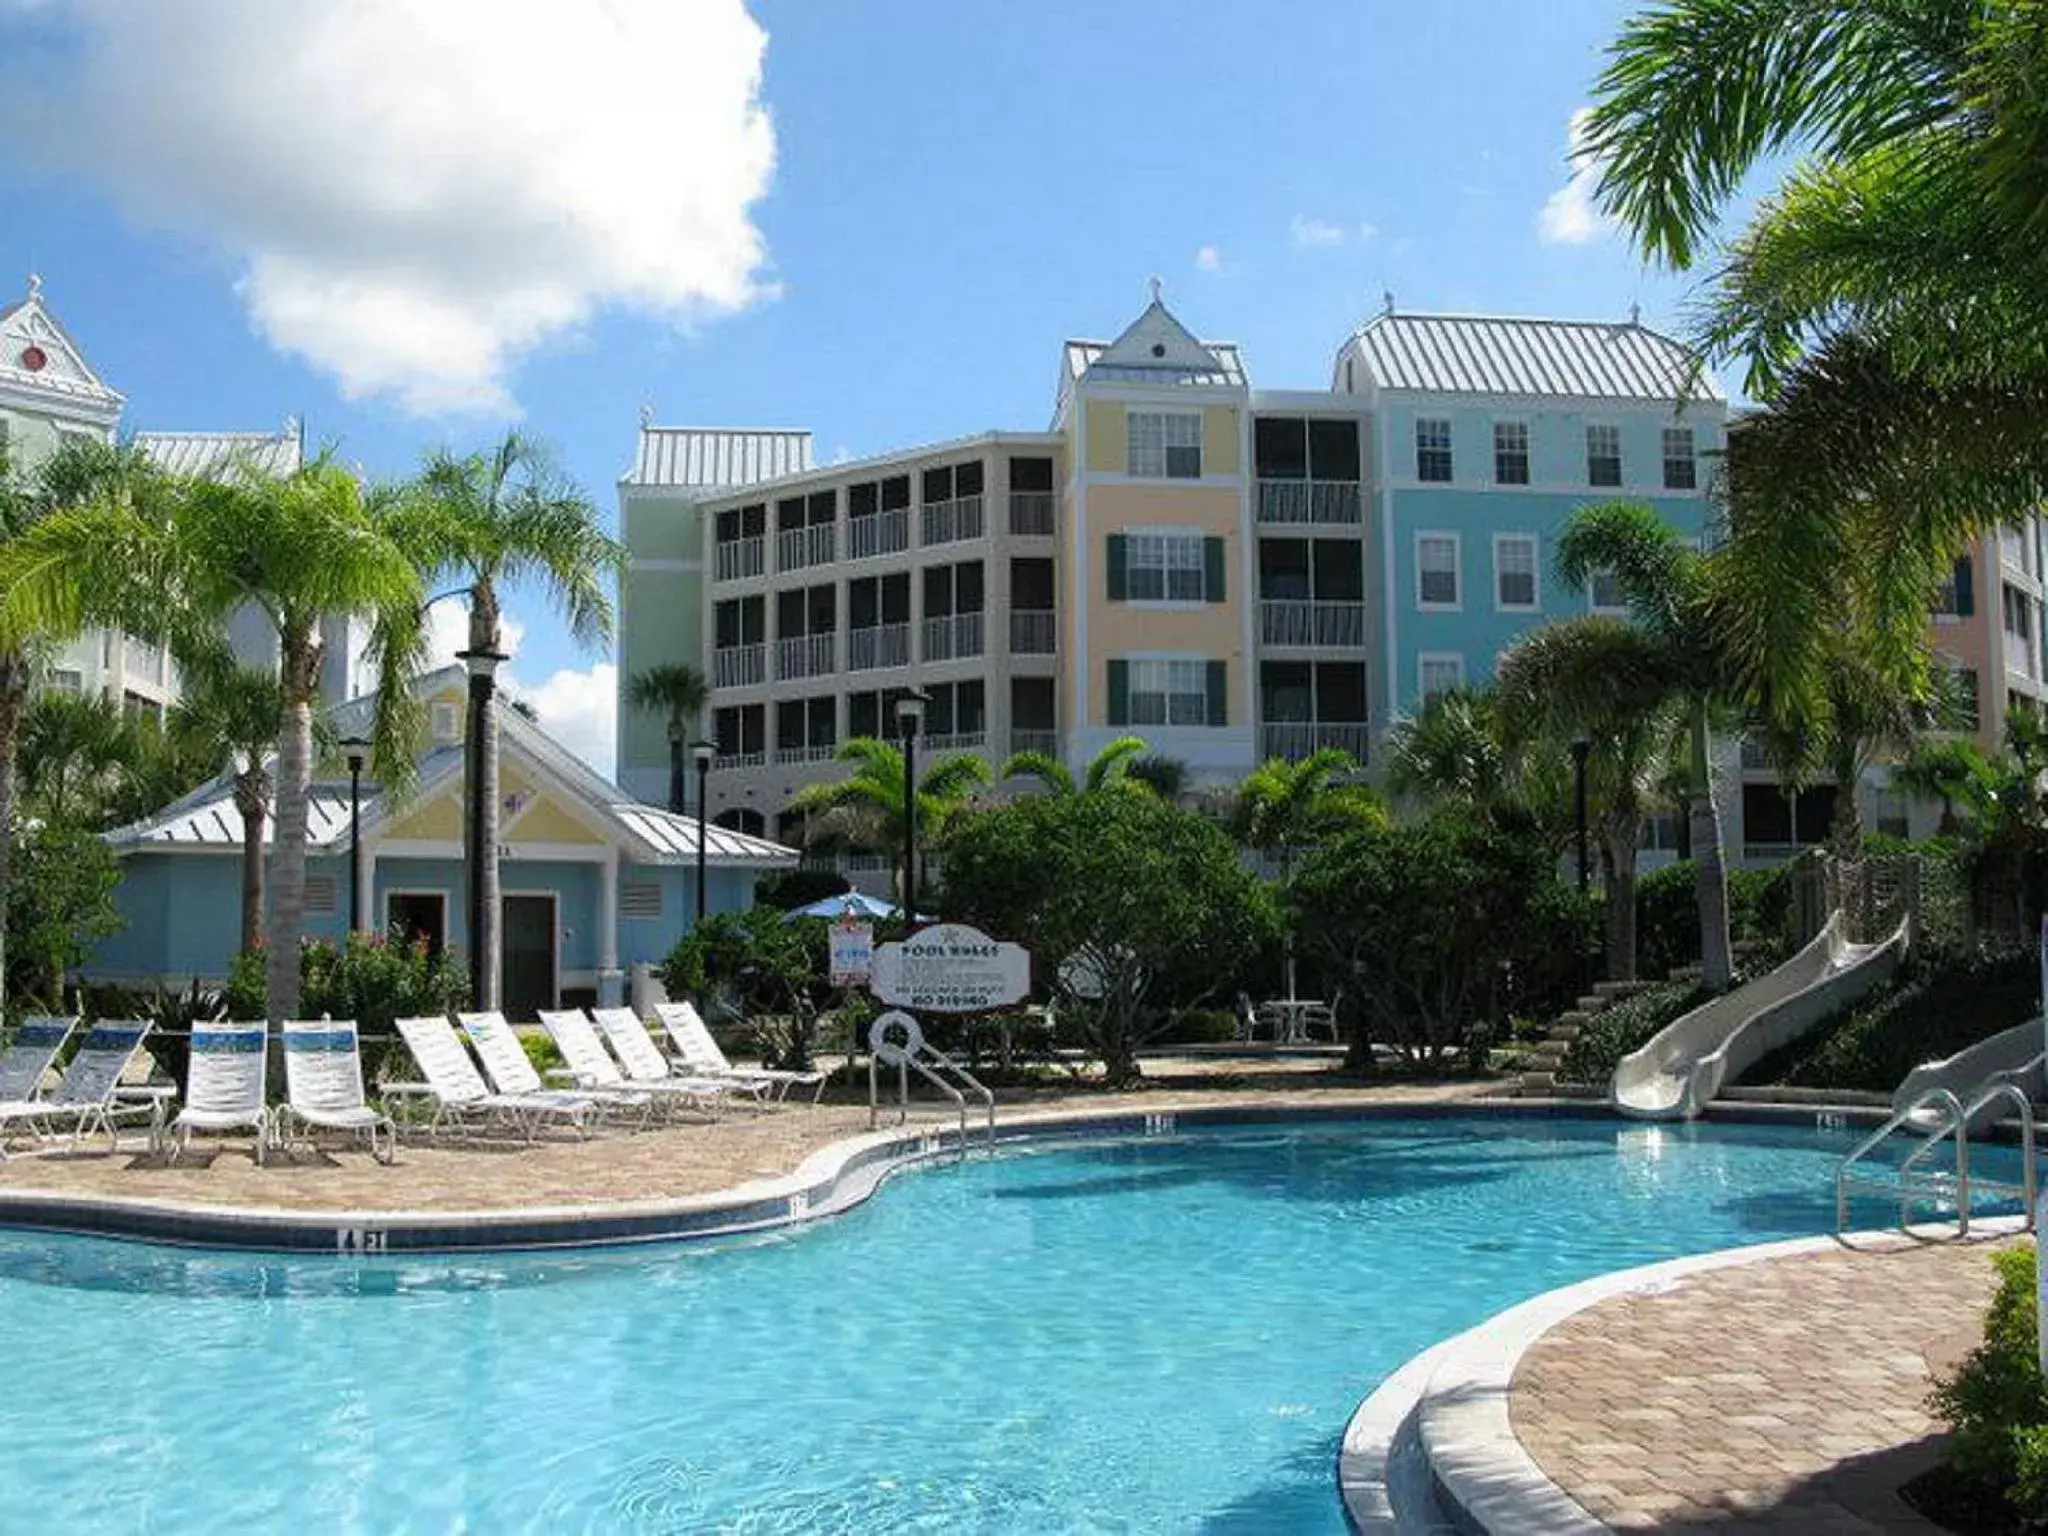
868,1010,925,1065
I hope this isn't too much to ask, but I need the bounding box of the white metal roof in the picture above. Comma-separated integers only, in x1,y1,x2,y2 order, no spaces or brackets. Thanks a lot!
1347,312,1719,402
135,423,303,479
628,427,814,489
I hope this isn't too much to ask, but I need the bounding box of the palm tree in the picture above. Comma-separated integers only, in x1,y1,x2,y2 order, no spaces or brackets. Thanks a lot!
999,734,1148,796
18,691,135,827
1231,748,1385,876
788,737,991,901
0,453,427,1022
1893,738,1999,839
393,431,624,1010
1126,753,1191,803
626,662,709,811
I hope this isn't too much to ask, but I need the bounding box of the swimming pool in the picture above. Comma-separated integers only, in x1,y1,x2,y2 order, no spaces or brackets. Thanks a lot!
0,1114,2016,1532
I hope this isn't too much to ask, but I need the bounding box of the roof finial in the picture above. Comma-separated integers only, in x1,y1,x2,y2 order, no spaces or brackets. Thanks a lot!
1146,275,1163,305
638,401,654,429
1382,289,1395,315
1628,301,1641,326
25,271,41,302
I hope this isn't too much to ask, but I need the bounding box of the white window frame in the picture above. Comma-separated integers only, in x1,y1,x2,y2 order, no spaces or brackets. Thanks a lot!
1127,655,1211,727
1493,532,1539,611
1589,566,1630,614
1127,410,1203,480
1417,651,1465,701
1492,420,1530,486
1586,422,1623,489
1660,425,1697,491
1415,417,1453,483
1125,527,1207,604
1415,530,1461,611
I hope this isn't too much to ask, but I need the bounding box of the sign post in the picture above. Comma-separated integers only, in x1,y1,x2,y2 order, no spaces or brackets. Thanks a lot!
866,924,1030,1132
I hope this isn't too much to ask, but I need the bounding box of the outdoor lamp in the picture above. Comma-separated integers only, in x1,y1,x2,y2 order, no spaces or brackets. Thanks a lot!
894,691,932,930
340,735,370,933
691,739,717,929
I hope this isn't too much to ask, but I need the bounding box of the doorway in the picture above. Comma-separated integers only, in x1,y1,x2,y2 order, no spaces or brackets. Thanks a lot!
501,893,557,1021
387,892,447,959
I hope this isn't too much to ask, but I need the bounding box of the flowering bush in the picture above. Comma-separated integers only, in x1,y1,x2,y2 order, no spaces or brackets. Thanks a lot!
225,931,467,1081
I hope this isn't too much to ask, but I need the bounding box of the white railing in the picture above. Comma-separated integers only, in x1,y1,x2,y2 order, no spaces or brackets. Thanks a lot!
847,509,910,560
1259,721,1370,763
921,495,986,546
1740,736,1770,770
1007,729,1059,759
712,644,764,688
1009,610,1057,654
775,633,836,680
848,623,910,672
714,536,765,582
1258,599,1366,648
776,522,836,572
837,852,888,874
774,743,837,765
922,612,985,662
1256,480,1363,525
1008,491,1056,537
924,731,987,753
714,749,766,771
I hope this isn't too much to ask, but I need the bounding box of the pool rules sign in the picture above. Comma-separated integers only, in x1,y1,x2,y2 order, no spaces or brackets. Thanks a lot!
871,923,1029,1013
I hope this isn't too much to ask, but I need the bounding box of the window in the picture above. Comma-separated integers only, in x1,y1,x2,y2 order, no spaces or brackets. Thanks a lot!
1415,418,1452,482
1660,427,1697,490
1418,653,1465,700
1586,424,1622,487
1128,532,1205,602
1590,567,1629,612
2004,583,2033,645
1416,533,1459,608
1957,667,1981,730
1127,411,1202,478
49,669,82,695
1494,534,1538,609
1125,659,1214,726
1933,556,1975,619
1493,421,1529,485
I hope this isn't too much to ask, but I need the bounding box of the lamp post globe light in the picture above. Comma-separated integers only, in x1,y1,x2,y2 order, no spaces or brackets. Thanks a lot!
894,690,930,929
340,735,370,934
1569,736,1592,894
691,739,716,930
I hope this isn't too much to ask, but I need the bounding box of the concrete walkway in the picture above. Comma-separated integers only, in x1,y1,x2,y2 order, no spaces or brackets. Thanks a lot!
1509,1236,2017,1531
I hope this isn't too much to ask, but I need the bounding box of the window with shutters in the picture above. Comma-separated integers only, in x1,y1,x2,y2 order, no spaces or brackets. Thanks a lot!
1933,555,1974,619
1127,659,1213,726
1586,424,1623,487
1127,532,1205,601
1127,411,1203,479
1416,532,1459,608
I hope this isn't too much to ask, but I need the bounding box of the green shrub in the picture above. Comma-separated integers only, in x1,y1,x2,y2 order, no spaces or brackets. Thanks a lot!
1557,981,1706,1085
1635,860,1795,981
1928,1247,2048,1523
225,931,468,1084
519,1028,563,1078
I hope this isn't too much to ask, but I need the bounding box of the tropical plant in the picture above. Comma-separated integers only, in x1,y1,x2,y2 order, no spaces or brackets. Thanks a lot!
656,905,827,1070
390,430,623,1010
17,690,137,827
225,930,467,1085
787,736,992,900
1927,1246,2048,1525
625,661,709,812
1894,738,2001,838
1126,753,1189,802
998,734,1149,797
5,818,122,1007
1229,748,1385,874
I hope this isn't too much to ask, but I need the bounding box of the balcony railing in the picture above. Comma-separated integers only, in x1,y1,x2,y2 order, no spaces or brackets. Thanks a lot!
776,522,837,572
924,730,987,753
1255,479,1363,525
1739,735,1770,771
922,611,985,662
1007,729,1059,759
712,644,765,689
1008,491,1056,537
1009,610,1057,655
773,742,837,766
921,495,986,547
1259,721,1371,764
713,748,766,771
847,509,910,561
775,633,836,680
1258,599,1366,649
714,536,765,582
848,623,910,672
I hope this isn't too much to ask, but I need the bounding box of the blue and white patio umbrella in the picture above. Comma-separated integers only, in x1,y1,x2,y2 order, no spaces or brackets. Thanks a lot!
784,891,928,922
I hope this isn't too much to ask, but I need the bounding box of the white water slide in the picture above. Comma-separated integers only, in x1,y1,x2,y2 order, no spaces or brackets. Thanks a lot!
1612,912,1911,1120
1893,1020,2046,1132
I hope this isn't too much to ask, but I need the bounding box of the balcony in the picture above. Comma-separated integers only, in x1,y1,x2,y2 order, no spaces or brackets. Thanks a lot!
1007,728,1059,759
921,495,986,547
712,644,764,689
847,509,910,561
774,742,838,766
776,523,836,573
1740,735,1770,771
848,623,910,672
924,730,987,753
1009,610,1057,655
1258,599,1366,649
1008,491,1056,537
713,748,766,771
1259,721,1370,764
714,536,765,583
1256,480,1363,526
922,611,985,663
775,633,836,681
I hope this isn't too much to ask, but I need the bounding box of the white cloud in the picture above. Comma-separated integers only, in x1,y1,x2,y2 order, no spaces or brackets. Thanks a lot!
1193,244,1223,273
8,1,777,416
1290,215,1348,248
1357,222,1379,243
1538,107,1614,246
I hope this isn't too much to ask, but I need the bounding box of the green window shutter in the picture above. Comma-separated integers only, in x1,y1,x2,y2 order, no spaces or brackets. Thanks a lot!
1203,536,1226,602
1107,660,1131,727
1106,534,1129,602
1205,661,1228,727
1955,555,1975,617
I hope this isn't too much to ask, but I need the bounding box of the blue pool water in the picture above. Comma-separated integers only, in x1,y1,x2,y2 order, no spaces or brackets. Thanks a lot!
0,1115,2022,1532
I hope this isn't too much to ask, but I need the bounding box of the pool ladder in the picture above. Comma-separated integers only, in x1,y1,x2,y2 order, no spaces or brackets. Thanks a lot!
1834,1084,2037,1236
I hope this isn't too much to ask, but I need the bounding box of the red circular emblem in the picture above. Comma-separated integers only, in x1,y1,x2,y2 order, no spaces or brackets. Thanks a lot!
18,345,46,372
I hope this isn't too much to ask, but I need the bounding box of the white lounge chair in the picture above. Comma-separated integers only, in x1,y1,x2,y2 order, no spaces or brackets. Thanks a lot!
654,1001,828,1104
168,1020,271,1163
278,1019,396,1164
591,1006,767,1109
455,1011,610,1133
0,1015,77,1101
0,1020,157,1157
537,1009,725,1122
393,1015,589,1142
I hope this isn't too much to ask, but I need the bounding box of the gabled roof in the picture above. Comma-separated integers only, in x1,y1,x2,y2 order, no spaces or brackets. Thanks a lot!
1062,295,1247,395
135,422,303,479
1344,311,1719,402
627,426,813,490
0,275,124,422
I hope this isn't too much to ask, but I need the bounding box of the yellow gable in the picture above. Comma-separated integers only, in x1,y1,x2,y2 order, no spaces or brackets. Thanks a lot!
504,793,603,846
381,791,462,842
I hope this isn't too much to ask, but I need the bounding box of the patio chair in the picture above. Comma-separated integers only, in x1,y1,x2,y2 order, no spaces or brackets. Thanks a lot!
0,1020,157,1157
278,1019,396,1164
393,1015,589,1143
454,1011,612,1132
0,1015,77,1101
168,1021,271,1164
590,1006,762,1110
653,1001,828,1105
538,1009,725,1122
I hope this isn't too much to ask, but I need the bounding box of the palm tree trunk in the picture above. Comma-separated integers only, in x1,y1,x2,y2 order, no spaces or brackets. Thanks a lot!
467,585,503,1012
1602,820,1641,982
0,651,31,1008
666,728,685,814
1830,774,1864,859
265,631,321,1025
234,769,268,955
1688,707,1734,991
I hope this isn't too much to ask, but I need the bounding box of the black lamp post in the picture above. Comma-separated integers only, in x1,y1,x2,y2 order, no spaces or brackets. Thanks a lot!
691,739,716,929
1570,736,1592,894
341,735,370,933
894,690,930,927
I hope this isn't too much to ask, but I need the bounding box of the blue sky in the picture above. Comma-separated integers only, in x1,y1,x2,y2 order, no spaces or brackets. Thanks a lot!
0,0,1730,775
